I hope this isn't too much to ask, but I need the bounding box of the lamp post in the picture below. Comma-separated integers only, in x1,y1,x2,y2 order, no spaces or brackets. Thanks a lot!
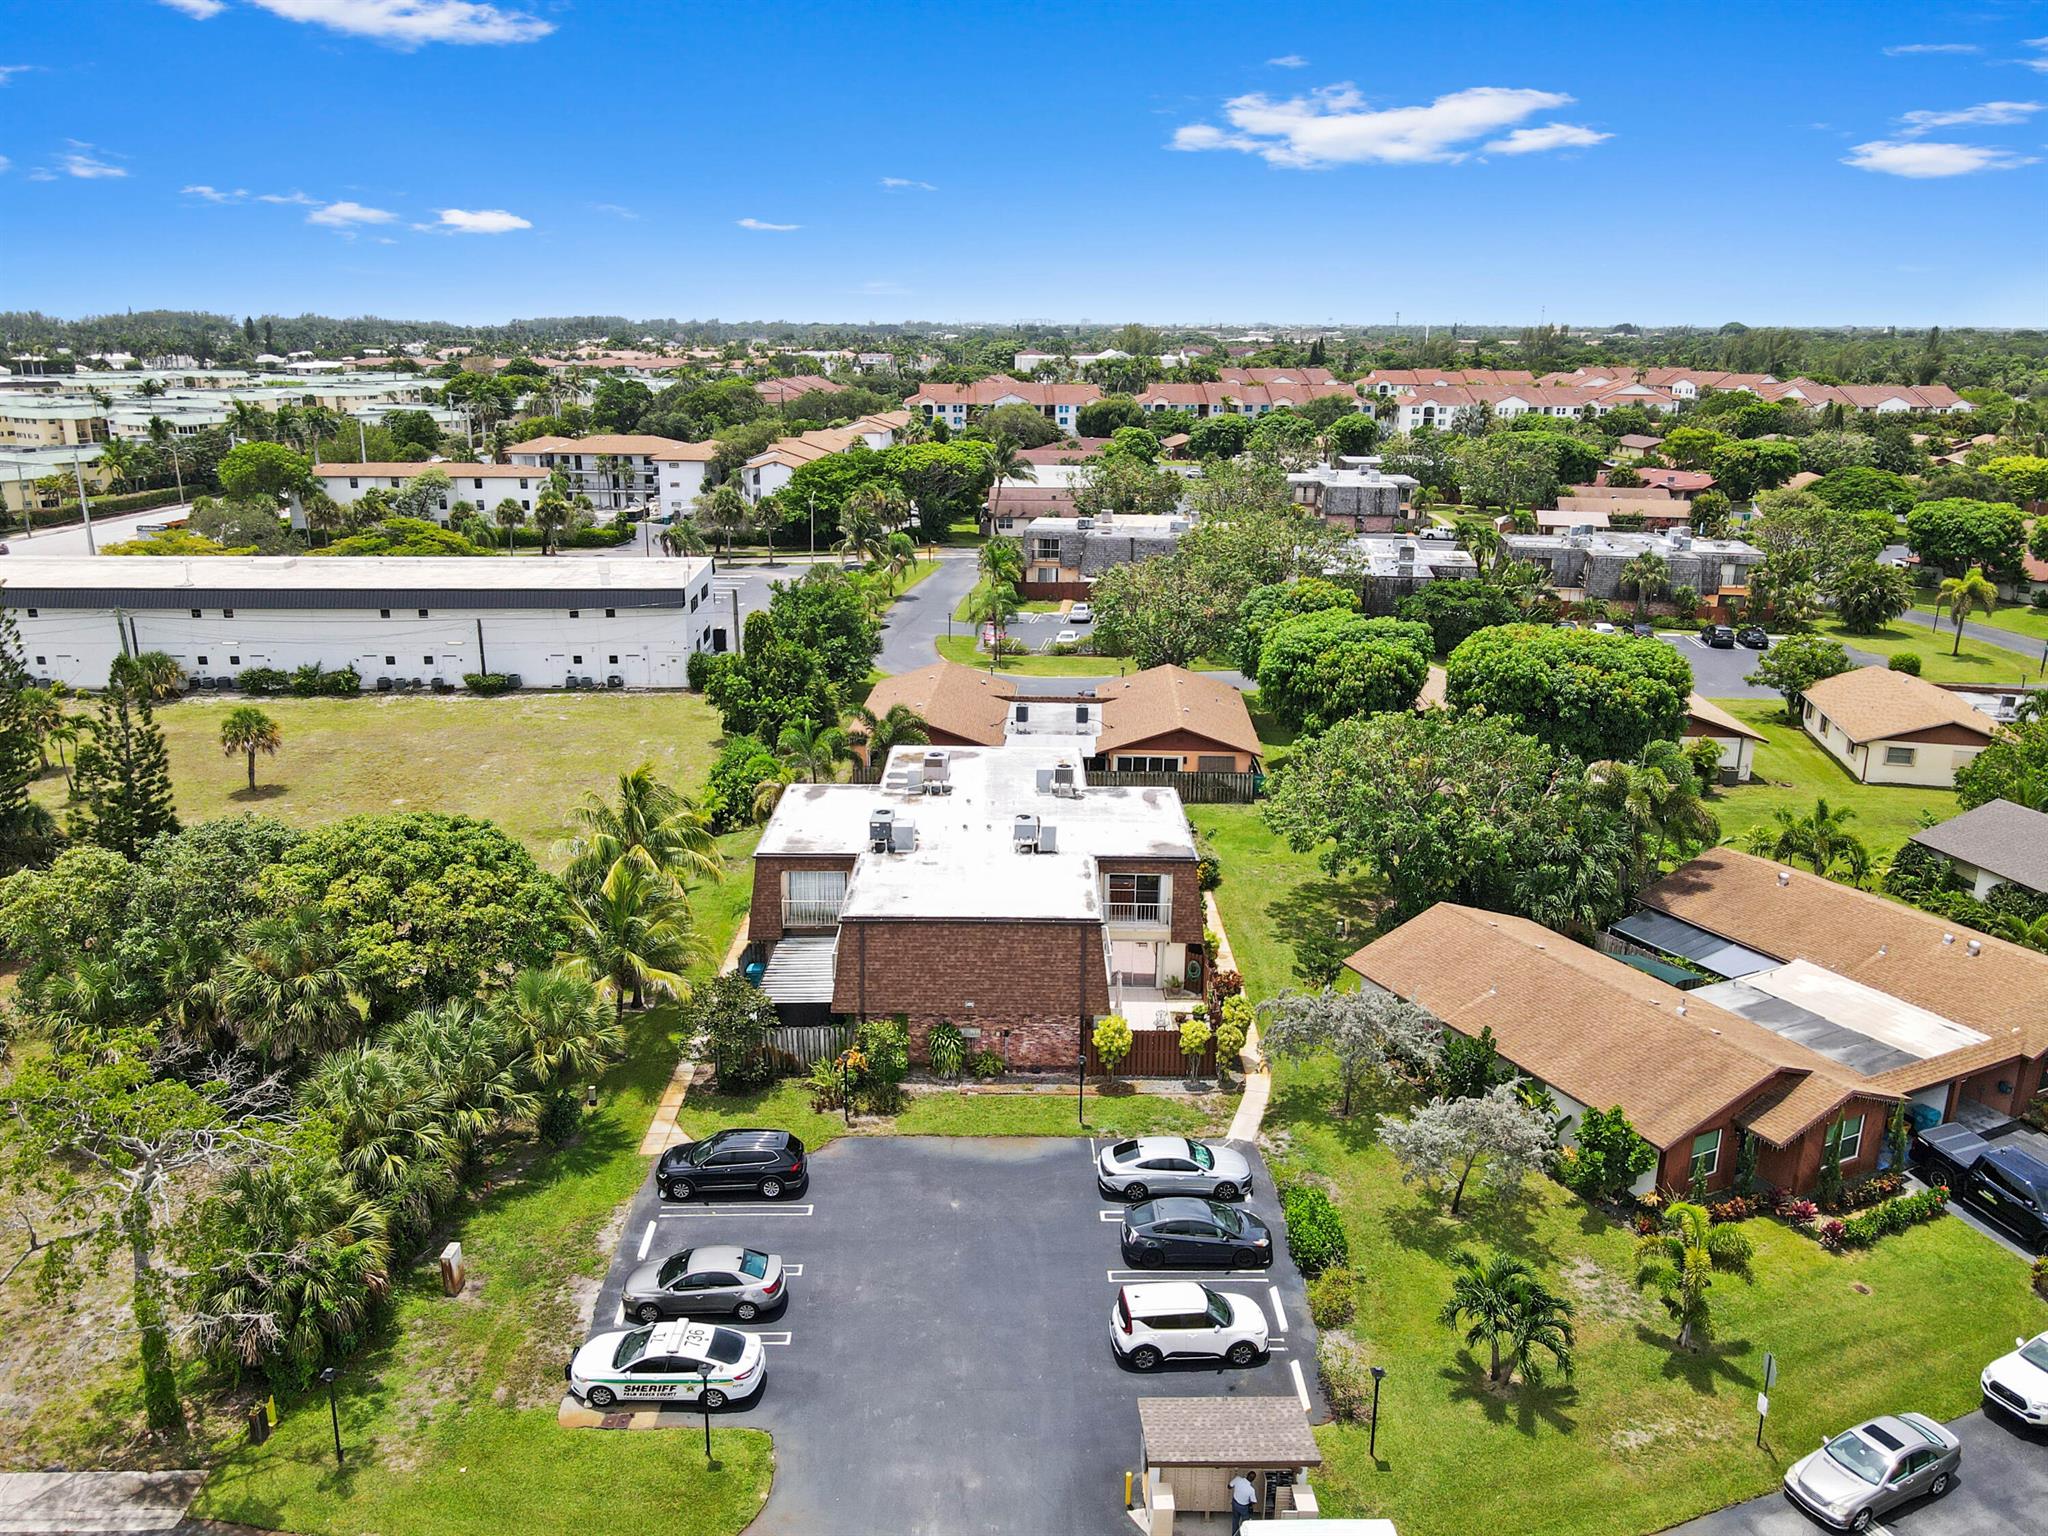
318,1366,344,1468
1077,1047,1087,1128
700,1367,716,1467
1368,1365,1386,1459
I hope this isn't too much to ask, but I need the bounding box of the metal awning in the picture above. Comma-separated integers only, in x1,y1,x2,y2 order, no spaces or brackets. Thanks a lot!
1610,910,1777,980
1615,952,1698,988
759,935,838,1005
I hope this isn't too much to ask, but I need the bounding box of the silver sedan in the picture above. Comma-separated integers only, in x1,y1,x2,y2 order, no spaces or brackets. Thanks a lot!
1096,1136,1253,1203
622,1244,787,1323
1782,1412,1960,1531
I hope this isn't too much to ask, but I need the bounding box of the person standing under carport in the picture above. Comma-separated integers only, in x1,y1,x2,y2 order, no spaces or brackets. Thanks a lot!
1229,1471,1257,1533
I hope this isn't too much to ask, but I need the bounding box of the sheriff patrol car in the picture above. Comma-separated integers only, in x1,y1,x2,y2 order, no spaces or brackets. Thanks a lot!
567,1319,766,1410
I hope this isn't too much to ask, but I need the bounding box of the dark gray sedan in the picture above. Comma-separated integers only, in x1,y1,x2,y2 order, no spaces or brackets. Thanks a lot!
622,1244,787,1323
1782,1412,1960,1531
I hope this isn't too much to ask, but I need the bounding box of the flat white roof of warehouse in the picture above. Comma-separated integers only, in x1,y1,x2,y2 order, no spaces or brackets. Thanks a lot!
0,555,713,610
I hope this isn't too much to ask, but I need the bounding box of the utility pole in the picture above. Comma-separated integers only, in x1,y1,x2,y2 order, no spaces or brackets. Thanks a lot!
71,454,98,555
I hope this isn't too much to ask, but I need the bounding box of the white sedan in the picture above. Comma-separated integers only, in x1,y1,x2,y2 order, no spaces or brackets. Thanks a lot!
567,1319,765,1410
1097,1136,1254,1202
1068,603,1094,623
1054,630,1080,647
1983,1330,2048,1424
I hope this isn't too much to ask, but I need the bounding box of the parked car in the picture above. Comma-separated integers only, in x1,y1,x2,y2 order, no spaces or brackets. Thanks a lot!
1068,603,1093,623
1589,621,1619,634
1054,630,1080,647
1736,624,1771,649
1110,1281,1268,1371
1981,1330,2048,1425
622,1244,787,1323
1631,622,1654,638
1915,1123,2048,1252
1122,1197,1273,1270
1703,625,1737,649
567,1319,766,1410
657,1128,808,1202
1782,1413,1959,1531
1097,1137,1254,1202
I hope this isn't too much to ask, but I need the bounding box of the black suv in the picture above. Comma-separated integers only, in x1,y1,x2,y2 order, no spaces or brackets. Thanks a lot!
1704,625,1736,649
658,1129,808,1202
1964,1146,2048,1253
1736,624,1770,649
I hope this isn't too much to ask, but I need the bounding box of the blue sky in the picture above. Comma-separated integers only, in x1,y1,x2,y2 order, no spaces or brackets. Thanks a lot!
3,0,2047,326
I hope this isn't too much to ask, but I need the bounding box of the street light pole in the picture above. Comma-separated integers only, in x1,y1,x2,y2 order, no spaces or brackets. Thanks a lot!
71,454,98,556
1368,1365,1386,1460
318,1366,344,1467
700,1368,715,1466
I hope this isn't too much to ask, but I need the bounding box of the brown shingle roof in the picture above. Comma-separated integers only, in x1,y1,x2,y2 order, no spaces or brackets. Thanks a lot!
1637,850,2048,1088
861,662,1012,746
1685,694,1766,743
1343,904,1877,1148
1092,667,1262,759
1800,668,1997,745
1138,1397,1322,1469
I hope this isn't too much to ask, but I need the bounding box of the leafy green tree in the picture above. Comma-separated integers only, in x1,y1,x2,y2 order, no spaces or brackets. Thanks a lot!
1396,579,1520,656
1634,1200,1753,1351
1323,411,1379,460
1986,454,2048,507
1659,426,1727,471
1091,1013,1133,1081
1187,413,1252,461
1235,577,1360,674
1934,566,1998,654
1106,425,1163,465
391,468,452,520
1706,439,1799,501
884,440,998,540
1557,1106,1657,1203
381,408,443,452
1246,410,1321,468
1089,556,1215,669
1073,453,1183,519
977,403,1063,449
1457,433,1561,514
0,608,59,872
1255,610,1430,732
1745,632,1850,723
109,650,187,703
1907,499,2026,577
1076,395,1144,439
590,378,653,433
1257,986,1442,1117
320,515,482,557
966,577,1022,661
219,705,282,790
1444,624,1691,762
1382,1082,1555,1215
1827,559,1914,633
686,973,782,1089
1440,1249,1577,1387
218,441,314,508
1812,465,1915,516
1688,489,1734,537
1955,717,2048,812
68,683,179,859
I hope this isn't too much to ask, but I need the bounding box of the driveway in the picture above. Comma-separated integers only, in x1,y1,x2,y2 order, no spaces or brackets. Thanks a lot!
1661,1407,2048,1536
586,1135,1321,1536
1658,631,1891,701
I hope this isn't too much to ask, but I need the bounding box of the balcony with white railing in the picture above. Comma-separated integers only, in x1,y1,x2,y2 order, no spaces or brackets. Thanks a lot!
782,898,844,929
1104,901,1165,926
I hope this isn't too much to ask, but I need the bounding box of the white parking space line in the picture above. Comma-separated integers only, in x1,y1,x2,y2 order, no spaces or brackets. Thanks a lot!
637,1220,655,1260
783,1264,803,1278
755,1331,794,1347
614,1301,625,1326
1099,1210,1125,1222
660,1204,815,1218
1269,1287,1288,1333
1289,1358,1310,1410
1107,1269,1266,1283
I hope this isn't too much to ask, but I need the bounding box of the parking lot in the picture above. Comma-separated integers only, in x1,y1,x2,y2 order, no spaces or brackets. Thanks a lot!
584,1135,1321,1536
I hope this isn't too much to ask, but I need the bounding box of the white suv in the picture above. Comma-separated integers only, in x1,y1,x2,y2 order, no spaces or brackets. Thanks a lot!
1111,1281,1268,1371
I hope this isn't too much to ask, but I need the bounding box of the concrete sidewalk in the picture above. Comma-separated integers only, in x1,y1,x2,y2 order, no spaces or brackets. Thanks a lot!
0,1470,205,1534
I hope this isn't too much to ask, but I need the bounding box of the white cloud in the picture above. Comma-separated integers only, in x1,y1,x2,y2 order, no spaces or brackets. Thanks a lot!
880,176,936,191
60,144,127,179
737,217,800,231
590,201,639,220
27,167,54,182
256,189,318,204
1170,84,1598,167
1897,100,2041,134
429,206,531,233
1843,138,2036,176
182,183,247,202
858,279,906,295
1485,122,1610,154
1883,42,1979,56
1266,55,1308,68
242,0,553,45
307,198,396,225
0,157,10,175
0,64,38,84
157,0,226,16
2023,38,2048,73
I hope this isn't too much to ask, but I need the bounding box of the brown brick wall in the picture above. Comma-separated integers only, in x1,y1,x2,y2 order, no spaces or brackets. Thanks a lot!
1097,856,1203,942
749,854,857,942
831,917,1111,1068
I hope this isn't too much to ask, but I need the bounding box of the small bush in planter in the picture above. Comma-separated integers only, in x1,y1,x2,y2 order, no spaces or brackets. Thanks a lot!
1306,1267,1357,1329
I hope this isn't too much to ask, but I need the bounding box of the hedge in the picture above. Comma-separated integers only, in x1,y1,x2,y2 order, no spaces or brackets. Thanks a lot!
1819,1185,1949,1251
462,672,515,695
1277,1179,1351,1278
5,486,185,532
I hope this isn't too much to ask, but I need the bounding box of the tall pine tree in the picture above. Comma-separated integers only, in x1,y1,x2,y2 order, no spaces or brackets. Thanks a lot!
68,680,178,859
0,606,58,871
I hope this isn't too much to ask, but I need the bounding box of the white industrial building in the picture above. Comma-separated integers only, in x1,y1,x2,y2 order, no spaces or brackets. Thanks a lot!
0,555,722,691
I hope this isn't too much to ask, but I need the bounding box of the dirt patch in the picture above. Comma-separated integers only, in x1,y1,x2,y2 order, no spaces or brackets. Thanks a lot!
1560,1254,1658,1328
1609,1402,1728,1456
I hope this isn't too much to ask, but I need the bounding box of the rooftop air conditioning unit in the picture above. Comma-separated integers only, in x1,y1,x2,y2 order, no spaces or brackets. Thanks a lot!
1076,516,1094,532
889,819,915,853
868,807,896,853
1036,824,1059,854
1013,813,1041,853
1052,764,1079,798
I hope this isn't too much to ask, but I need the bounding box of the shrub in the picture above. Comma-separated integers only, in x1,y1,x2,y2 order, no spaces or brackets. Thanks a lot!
1780,1198,1819,1222
1888,652,1922,675
965,1048,1005,1080
1306,1266,1357,1329
1210,968,1243,1004
535,1088,583,1146
1818,1219,1848,1252
1179,1013,1213,1075
805,1057,843,1112
926,1021,964,1079
1708,1194,1761,1224
1196,851,1223,891
1092,1013,1133,1078
1216,994,1252,1070
288,661,360,697
1832,1186,1948,1249
2032,1255,2048,1299
1316,1331,1376,1423
1555,1105,1657,1204
686,649,719,692
1280,1183,1351,1278
236,665,290,695
462,672,514,695
688,974,781,1090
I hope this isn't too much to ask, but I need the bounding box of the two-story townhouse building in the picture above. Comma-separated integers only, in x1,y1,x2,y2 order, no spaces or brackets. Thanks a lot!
907,377,1099,436
312,461,539,521
503,433,694,511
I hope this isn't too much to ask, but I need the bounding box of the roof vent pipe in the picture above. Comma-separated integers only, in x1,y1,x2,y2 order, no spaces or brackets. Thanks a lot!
1967,940,1982,956
1776,870,1790,887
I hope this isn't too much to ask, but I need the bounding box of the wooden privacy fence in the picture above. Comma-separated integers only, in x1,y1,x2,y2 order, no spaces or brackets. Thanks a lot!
719,1023,850,1082
1090,1028,1217,1079
1087,770,1262,803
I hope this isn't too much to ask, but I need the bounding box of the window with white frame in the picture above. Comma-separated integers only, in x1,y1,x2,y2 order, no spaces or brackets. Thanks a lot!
1689,1129,1721,1180
1883,746,1916,767
1829,1114,1864,1164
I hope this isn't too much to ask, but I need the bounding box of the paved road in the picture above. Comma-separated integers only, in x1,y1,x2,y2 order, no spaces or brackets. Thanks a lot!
877,552,979,673
1896,606,2046,677
5,504,192,557
587,1135,1321,1536
1665,1407,2048,1536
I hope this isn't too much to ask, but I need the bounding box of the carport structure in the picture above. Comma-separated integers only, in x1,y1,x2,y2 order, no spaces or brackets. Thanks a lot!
1132,1395,1324,1534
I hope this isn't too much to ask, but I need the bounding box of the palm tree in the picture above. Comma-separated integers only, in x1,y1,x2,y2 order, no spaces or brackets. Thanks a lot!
145,416,184,502
835,498,885,567
1455,517,1502,572
96,438,142,495
558,762,721,898
879,530,918,591
1634,1200,1754,1351
984,432,1036,530
776,718,854,784
303,1042,457,1237
382,998,535,1158
18,686,66,772
533,485,571,555
853,702,930,767
214,905,372,1063
492,497,525,554
219,704,282,790
110,650,186,702
967,578,1022,667
596,453,625,511
661,518,708,559
1994,913,2048,953
1618,552,1670,621
1439,1249,1577,1388
489,964,622,1098
695,482,752,566
226,399,270,443
562,859,713,1023
978,535,1024,590
1765,797,1866,878
1935,566,1998,655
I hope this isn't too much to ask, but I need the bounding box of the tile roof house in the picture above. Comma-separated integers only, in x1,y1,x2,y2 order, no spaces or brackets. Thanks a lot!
908,376,1098,437
737,411,909,500
503,433,697,511
754,374,844,403
1798,667,1997,786
1907,799,2048,899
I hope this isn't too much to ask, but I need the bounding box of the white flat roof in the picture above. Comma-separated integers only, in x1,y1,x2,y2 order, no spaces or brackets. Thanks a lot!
1718,957,1988,1061
0,554,712,597
758,739,1195,922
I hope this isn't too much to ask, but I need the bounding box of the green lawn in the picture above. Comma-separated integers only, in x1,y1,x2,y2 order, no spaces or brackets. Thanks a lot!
1188,805,1378,1005
1812,614,2040,683
934,634,1131,676
1702,696,1958,863
952,575,1063,622
187,834,768,1536
30,692,727,865
1912,596,2048,650
1270,1054,2048,1536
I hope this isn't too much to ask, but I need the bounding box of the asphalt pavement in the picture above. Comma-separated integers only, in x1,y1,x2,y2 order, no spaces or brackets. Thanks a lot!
586,1134,1321,1536
1895,606,2047,677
